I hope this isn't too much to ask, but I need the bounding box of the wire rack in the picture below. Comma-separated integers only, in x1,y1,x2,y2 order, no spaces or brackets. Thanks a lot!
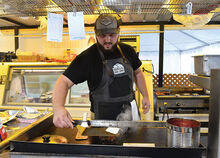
0,0,220,17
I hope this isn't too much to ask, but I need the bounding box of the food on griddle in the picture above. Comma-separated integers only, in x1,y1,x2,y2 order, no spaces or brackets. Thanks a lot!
75,131,88,140
98,136,116,144
31,134,68,144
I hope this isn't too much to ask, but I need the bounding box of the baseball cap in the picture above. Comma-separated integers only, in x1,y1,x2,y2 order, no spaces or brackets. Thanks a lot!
95,14,119,36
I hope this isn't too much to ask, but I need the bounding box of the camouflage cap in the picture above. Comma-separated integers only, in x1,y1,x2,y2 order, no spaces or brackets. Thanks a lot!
95,14,119,36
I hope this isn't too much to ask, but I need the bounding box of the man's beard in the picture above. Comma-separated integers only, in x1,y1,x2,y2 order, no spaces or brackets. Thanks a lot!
97,41,118,53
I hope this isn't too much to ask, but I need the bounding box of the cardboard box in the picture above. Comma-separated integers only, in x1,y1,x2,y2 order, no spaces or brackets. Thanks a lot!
17,55,40,62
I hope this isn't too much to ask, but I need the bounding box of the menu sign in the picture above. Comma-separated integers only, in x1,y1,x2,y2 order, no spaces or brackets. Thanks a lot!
47,13,64,42
68,11,86,40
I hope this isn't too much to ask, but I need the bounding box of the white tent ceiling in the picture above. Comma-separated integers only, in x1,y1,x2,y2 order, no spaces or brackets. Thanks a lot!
139,29,220,52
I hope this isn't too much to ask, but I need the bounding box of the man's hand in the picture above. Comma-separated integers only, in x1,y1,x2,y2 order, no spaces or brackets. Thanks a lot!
142,96,151,114
53,107,73,129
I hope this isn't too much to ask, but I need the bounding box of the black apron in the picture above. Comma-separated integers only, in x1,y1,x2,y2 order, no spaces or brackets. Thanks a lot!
90,45,135,120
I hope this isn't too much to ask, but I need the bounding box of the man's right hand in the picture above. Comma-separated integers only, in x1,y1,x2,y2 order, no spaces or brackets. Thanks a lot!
53,107,73,129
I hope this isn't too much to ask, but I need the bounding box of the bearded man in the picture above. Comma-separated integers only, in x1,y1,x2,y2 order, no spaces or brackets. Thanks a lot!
52,14,151,128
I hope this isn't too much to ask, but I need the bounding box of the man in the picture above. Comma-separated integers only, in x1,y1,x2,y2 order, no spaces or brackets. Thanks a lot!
53,14,151,129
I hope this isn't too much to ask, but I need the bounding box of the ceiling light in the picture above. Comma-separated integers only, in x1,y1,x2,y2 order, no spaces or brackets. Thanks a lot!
173,13,213,29
171,1,213,29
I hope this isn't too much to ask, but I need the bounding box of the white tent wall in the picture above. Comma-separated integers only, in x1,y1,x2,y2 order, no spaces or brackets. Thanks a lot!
139,29,220,75
139,33,181,74
180,43,220,74
139,50,181,74
164,51,181,74
139,33,159,74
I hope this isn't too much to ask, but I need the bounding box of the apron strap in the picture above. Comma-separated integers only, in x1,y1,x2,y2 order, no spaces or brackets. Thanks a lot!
117,44,128,64
97,46,113,77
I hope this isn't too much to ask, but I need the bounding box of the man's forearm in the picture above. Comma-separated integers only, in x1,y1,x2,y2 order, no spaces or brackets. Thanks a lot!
52,75,72,110
134,69,149,98
134,68,151,113
52,75,74,128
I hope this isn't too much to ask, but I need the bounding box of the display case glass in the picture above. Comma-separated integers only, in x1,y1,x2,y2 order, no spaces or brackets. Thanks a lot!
4,66,90,106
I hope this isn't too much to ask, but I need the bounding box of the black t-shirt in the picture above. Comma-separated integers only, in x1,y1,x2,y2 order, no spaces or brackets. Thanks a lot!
63,42,142,91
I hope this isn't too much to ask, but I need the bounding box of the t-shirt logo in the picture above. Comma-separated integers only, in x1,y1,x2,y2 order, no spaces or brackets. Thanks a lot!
112,63,125,75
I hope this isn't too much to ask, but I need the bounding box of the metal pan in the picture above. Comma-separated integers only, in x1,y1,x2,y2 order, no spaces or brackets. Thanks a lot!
167,118,200,148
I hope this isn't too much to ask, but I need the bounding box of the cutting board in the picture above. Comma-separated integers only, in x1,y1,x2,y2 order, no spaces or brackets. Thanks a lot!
123,143,155,147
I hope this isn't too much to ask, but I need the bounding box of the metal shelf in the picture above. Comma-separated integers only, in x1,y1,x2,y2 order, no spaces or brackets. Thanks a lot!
189,75,210,90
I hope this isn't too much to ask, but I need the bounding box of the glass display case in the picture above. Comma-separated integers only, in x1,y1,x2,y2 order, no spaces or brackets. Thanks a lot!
1,63,90,107
0,61,153,120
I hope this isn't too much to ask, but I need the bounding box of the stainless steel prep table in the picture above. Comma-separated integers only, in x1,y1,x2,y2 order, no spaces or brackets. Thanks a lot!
0,110,52,158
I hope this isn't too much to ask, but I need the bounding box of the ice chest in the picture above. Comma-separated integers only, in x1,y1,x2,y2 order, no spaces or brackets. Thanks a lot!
194,55,220,76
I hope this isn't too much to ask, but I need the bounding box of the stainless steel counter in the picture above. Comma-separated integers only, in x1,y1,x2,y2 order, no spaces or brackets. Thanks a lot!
0,111,52,152
0,111,52,158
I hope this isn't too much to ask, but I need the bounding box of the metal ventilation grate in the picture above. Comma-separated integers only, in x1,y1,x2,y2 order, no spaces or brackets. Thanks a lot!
0,0,220,17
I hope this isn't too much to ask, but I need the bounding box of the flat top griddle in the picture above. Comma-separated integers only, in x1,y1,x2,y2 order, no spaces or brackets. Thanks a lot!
10,115,207,158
